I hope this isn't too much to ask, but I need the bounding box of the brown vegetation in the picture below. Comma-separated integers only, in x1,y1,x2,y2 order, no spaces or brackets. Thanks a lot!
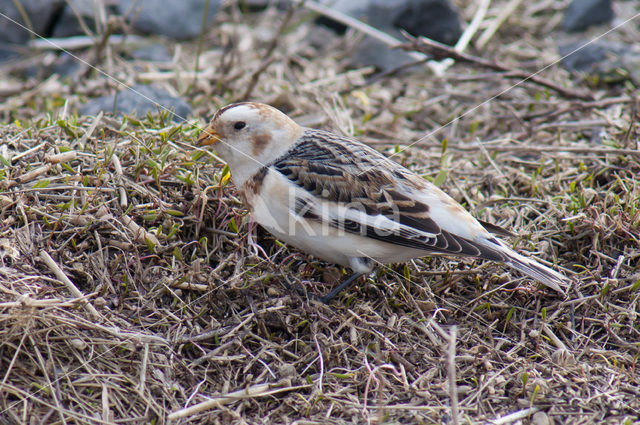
1,2,639,424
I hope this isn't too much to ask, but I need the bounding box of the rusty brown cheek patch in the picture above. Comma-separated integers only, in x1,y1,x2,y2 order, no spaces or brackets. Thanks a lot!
251,133,272,157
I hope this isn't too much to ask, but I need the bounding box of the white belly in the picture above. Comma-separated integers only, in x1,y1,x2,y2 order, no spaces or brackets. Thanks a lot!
245,170,426,271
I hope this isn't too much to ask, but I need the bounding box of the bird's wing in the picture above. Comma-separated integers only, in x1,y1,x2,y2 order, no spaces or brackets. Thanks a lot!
271,129,506,261
475,219,515,237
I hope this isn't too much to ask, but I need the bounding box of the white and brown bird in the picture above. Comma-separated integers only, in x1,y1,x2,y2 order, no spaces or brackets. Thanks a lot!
197,102,568,302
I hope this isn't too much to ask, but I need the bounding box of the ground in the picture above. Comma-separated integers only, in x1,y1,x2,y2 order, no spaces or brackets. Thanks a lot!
0,1,639,424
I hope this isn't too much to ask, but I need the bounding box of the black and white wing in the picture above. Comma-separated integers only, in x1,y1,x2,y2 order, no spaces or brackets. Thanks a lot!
269,129,567,293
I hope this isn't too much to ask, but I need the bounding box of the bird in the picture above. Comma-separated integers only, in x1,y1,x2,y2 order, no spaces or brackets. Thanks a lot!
196,102,568,302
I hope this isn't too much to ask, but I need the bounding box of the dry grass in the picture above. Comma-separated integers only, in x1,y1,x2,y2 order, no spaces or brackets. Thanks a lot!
1,1,639,424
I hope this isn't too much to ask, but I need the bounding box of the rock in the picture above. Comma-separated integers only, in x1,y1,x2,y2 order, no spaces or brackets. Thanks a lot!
235,0,289,11
315,0,461,71
621,51,640,86
391,0,462,46
531,411,552,425
559,40,640,86
559,41,626,72
277,363,297,379
80,84,191,122
597,51,640,85
363,0,404,28
319,0,370,17
317,0,461,45
21,51,83,80
563,0,613,32
131,44,172,62
69,338,88,350
352,31,417,72
53,52,83,77
0,42,20,62
0,0,65,44
117,0,222,39
306,25,341,51
315,0,371,33
51,0,100,38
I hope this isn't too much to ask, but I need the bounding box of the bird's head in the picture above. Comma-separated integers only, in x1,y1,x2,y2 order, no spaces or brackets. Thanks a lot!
197,102,302,185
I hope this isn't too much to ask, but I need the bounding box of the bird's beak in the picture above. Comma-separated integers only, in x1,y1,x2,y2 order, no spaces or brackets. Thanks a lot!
197,125,220,147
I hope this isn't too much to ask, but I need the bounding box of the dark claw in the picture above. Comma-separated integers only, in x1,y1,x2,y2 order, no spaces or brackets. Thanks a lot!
319,272,364,304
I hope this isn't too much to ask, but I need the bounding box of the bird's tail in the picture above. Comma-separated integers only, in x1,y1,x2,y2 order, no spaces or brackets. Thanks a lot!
502,247,568,294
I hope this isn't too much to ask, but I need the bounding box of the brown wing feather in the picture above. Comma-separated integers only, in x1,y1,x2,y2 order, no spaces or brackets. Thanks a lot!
273,130,507,261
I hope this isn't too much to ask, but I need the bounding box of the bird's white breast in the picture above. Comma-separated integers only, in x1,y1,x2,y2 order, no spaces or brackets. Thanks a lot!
242,169,427,268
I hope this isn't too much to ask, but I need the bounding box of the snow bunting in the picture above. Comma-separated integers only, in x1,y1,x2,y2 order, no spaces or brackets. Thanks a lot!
197,102,568,302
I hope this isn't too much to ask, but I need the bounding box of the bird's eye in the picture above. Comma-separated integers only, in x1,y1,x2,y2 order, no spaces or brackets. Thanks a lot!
233,121,246,130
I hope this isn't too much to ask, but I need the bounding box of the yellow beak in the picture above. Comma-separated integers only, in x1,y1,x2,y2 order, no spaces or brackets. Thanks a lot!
197,125,221,147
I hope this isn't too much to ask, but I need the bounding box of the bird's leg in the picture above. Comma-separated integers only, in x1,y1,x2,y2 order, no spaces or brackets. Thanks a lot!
279,263,317,300
320,272,365,304
281,277,312,299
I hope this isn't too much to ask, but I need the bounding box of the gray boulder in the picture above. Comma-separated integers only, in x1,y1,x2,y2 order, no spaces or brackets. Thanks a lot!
317,0,461,45
80,84,191,122
559,40,640,86
131,44,172,62
0,0,65,44
316,0,462,71
351,29,418,72
51,0,99,38
563,0,613,32
116,0,221,39
559,41,626,72
390,0,462,46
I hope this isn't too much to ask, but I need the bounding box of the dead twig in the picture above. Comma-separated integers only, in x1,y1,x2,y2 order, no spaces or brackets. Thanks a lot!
168,380,311,419
39,251,102,320
237,6,296,101
448,325,459,425
398,35,593,100
489,407,540,425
